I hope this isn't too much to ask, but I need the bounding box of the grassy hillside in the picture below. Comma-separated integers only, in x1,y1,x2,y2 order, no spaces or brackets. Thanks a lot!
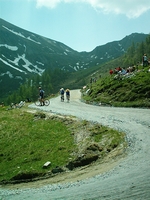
0,106,126,184
82,66,150,108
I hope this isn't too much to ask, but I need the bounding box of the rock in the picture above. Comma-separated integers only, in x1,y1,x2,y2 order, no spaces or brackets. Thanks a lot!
51,166,64,174
66,153,99,170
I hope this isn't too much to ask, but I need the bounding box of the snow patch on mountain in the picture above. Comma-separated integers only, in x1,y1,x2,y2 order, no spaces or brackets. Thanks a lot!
2,26,41,44
0,71,13,78
0,58,27,74
15,76,23,80
0,44,18,51
36,61,44,66
0,51,45,75
0,71,23,80
8,54,45,75
27,36,41,44
65,49,72,52
118,42,125,52
90,55,95,58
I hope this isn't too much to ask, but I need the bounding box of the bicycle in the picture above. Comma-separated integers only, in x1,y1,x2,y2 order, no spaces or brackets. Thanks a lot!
34,98,50,106
66,95,70,102
61,94,64,102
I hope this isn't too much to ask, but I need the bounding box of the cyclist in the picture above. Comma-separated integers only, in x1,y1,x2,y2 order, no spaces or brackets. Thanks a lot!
39,87,45,106
66,89,70,102
60,88,65,102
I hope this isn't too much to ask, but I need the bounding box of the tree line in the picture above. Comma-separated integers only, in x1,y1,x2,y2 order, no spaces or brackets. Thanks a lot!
5,68,69,105
122,34,150,67
99,34,150,75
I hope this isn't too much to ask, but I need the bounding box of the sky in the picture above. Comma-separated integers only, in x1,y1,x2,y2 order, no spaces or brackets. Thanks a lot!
0,0,150,52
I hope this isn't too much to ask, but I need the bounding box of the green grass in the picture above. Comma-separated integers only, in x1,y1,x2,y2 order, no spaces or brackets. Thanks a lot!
82,66,150,108
0,107,75,182
0,106,126,183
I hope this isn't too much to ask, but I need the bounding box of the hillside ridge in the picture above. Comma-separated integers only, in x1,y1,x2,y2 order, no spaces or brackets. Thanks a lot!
0,18,148,100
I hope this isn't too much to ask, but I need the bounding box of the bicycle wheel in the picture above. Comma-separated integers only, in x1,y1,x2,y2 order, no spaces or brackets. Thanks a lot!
35,100,41,106
44,99,50,106
66,95,70,102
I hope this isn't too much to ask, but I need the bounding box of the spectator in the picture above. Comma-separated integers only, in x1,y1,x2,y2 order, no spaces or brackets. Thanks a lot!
109,69,113,75
143,54,148,67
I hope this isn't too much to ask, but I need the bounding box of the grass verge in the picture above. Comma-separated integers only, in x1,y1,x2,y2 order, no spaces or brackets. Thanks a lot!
0,106,126,184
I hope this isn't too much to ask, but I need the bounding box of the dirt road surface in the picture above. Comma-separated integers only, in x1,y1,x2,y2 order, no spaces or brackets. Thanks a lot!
1,89,150,199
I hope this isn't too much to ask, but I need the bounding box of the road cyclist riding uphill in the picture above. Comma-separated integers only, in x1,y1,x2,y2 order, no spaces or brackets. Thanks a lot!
66,89,70,102
60,88,65,102
35,87,50,106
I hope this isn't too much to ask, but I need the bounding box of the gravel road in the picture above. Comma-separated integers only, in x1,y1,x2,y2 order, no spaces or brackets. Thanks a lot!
1,89,150,200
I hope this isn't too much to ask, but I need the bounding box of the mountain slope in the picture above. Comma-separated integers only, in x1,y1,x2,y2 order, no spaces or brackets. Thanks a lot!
0,18,148,99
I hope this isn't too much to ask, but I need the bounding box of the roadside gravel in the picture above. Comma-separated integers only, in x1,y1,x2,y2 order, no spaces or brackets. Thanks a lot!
1,89,150,200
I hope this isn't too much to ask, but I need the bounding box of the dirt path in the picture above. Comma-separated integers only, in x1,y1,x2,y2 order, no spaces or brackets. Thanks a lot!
1,89,150,200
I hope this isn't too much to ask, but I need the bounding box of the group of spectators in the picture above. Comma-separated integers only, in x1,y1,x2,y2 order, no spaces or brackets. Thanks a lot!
109,53,150,77
109,65,136,76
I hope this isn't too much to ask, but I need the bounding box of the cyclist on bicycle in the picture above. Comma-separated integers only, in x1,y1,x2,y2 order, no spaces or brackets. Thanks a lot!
66,89,70,102
60,88,65,102
39,87,45,106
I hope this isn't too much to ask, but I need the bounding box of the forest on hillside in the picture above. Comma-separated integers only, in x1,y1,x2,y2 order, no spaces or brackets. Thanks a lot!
120,34,150,67
2,68,69,105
